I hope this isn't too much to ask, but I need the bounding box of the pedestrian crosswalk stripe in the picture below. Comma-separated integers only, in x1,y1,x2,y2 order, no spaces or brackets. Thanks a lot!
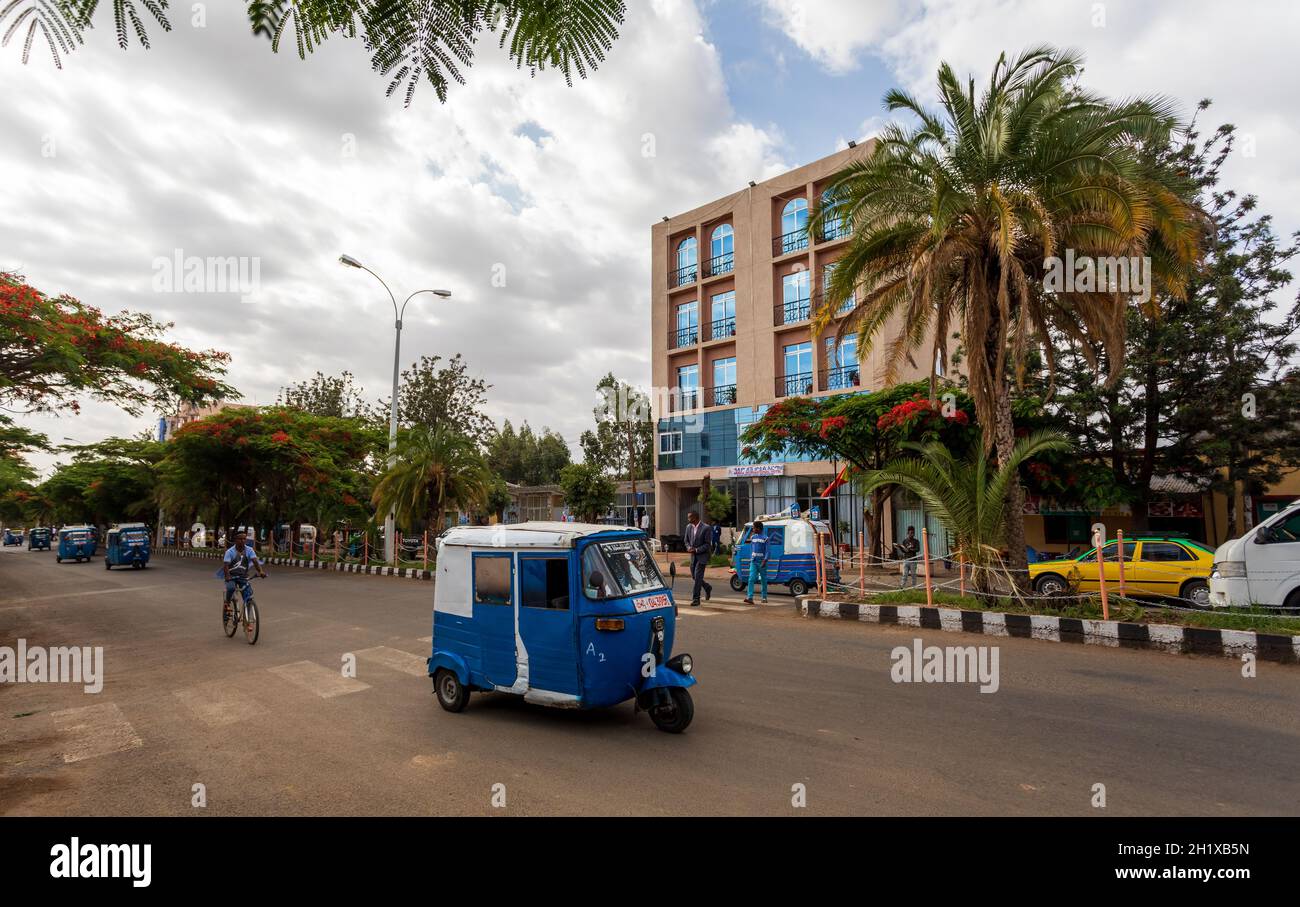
174,679,269,727
354,646,428,678
51,702,143,764
266,660,370,698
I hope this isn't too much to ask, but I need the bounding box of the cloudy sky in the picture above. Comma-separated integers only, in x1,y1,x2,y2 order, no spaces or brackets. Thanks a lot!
4,0,1297,474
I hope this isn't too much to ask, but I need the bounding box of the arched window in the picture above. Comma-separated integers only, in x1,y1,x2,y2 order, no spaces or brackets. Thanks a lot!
778,198,809,254
710,223,734,275
674,237,697,285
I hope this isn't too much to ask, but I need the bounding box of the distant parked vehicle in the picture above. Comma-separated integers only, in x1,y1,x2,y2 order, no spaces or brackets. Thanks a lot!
1210,501,1300,609
3,528,23,546
1029,535,1214,606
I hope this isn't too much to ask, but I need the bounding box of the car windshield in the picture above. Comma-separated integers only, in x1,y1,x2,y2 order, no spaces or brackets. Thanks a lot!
584,539,665,598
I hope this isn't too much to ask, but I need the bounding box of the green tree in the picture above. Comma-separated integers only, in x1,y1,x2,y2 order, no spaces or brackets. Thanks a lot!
371,424,492,533
390,353,495,447
816,46,1199,576
41,436,163,526
739,381,977,559
278,370,372,420
558,462,615,523
858,431,1071,594
580,372,652,499
487,419,570,484
3,1,626,106
0,272,233,416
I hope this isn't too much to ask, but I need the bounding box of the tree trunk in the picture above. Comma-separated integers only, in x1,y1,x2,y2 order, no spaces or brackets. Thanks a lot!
994,386,1028,585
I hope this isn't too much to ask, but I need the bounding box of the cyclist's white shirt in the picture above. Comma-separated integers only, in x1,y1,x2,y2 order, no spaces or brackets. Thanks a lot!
223,544,262,575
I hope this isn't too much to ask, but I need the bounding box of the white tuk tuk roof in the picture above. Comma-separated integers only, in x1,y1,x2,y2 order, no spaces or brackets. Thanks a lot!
439,522,643,550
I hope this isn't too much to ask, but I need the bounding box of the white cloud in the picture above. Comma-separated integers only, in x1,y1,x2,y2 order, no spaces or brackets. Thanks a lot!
758,0,907,73
0,1,785,474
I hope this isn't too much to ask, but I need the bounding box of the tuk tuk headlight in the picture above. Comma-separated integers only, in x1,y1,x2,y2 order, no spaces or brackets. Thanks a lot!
666,653,692,675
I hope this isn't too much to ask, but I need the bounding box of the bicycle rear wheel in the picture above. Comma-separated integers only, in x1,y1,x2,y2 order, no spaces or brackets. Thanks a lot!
222,597,238,637
244,598,259,645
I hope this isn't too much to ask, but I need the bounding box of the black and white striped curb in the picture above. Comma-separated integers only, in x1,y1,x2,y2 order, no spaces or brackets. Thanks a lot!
157,548,432,581
798,598,1300,664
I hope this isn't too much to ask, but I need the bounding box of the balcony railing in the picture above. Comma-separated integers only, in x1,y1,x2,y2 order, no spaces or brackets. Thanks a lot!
774,299,811,326
706,384,737,407
813,289,855,316
772,229,809,257
704,253,734,277
670,263,698,287
709,316,736,340
671,389,700,412
820,220,850,242
820,365,861,391
775,372,814,398
669,325,699,349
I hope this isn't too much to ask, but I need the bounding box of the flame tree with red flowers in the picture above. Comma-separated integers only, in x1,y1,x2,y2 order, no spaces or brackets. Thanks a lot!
739,381,977,562
0,272,234,417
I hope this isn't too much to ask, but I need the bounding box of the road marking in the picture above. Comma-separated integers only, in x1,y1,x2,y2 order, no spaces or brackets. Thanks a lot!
417,636,432,644
173,679,269,727
677,609,723,617
52,702,143,764
0,580,210,608
354,646,428,678
267,661,370,698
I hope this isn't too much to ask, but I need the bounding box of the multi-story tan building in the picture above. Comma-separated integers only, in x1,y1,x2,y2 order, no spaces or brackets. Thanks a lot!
650,142,936,546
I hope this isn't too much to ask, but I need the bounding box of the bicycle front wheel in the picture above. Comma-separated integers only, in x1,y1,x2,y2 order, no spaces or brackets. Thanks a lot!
222,597,239,637
244,598,259,645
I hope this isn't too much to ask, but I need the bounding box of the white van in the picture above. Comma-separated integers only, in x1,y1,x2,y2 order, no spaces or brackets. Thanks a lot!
1209,501,1300,608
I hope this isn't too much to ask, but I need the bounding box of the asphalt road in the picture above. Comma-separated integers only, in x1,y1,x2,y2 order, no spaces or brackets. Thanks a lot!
2,546,1298,816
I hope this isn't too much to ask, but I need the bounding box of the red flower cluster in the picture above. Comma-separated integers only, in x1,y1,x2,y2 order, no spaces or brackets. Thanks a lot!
876,395,969,432
818,415,848,438
270,431,291,444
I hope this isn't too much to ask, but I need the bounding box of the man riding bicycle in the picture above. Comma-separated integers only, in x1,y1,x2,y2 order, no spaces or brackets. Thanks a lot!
223,530,267,604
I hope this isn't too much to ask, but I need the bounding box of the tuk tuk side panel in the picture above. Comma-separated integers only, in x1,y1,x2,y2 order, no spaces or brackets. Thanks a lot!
515,553,581,696
575,597,678,709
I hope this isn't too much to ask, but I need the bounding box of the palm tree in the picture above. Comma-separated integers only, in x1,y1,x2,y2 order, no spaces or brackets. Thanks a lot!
371,425,491,535
857,431,1071,596
815,46,1199,575
2,1,626,104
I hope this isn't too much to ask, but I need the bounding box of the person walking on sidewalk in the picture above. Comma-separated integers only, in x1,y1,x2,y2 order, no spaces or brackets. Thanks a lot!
683,510,712,607
899,526,920,588
743,520,769,604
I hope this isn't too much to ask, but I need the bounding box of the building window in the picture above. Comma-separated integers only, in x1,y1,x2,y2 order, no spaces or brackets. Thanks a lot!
822,334,860,390
673,300,698,347
709,224,734,275
675,364,699,410
822,262,855,314
658,431,683,455
820,188,848,240
780,270,811,324
710,290,735,339
711,357,737,407
673,236,698,286
776,197,809,255
779,342,813,397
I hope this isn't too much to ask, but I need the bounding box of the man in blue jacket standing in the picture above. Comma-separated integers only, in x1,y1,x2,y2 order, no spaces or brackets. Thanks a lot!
744,520,769,605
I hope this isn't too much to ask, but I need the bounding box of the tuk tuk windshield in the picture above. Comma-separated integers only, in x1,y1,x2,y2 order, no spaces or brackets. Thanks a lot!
582,539,665,599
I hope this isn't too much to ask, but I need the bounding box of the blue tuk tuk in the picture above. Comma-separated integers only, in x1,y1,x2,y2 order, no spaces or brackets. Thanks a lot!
56,525,97,563
105,522,151,569
729,514,838,597
27,527,51,550
3,528,22,546
428,522,697,733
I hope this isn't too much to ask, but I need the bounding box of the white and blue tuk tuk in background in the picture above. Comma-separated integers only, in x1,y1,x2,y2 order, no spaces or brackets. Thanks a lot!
105,522,151,569
56,525,97,563
428,522,698,733
729,513,838,597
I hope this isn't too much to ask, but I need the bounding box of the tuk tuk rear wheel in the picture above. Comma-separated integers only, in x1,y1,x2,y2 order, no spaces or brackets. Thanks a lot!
729,574,745,592
434,668,469,713
105,559,111,570
649,687,694,734
788,578,809,597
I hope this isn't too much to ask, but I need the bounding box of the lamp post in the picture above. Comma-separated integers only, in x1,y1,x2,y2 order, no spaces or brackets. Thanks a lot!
339,254,451,564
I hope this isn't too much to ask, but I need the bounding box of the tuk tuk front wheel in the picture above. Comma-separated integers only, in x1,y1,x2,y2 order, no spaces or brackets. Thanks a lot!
729,574,745,592
105,559,111,570
434,668,469,713
649,687,694,734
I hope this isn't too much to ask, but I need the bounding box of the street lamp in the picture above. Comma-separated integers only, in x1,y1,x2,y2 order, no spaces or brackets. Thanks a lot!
339,254,452,564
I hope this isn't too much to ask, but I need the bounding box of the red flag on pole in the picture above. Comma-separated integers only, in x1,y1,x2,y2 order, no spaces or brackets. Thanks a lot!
819,465,851,498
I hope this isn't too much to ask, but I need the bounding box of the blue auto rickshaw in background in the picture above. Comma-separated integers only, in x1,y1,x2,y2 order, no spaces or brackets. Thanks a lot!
3,528,22,546
56,525,97,563
729,514,838,597
105,522,151,570
428,522,698,733
27,527,51,550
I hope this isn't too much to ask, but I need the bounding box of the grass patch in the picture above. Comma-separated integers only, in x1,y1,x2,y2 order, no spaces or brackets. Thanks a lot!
864,589,1300,636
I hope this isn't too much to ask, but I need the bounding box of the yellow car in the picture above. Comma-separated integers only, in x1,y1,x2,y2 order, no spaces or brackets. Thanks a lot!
1029,536,1215,607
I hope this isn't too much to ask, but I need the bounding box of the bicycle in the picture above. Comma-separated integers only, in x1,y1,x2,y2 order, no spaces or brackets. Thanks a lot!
222,574,262,645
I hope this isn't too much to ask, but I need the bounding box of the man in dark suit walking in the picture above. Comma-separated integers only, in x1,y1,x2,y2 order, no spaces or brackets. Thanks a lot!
683,510,712,607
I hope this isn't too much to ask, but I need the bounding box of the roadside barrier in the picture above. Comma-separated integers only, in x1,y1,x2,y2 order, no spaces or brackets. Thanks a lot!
156,545,433,581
